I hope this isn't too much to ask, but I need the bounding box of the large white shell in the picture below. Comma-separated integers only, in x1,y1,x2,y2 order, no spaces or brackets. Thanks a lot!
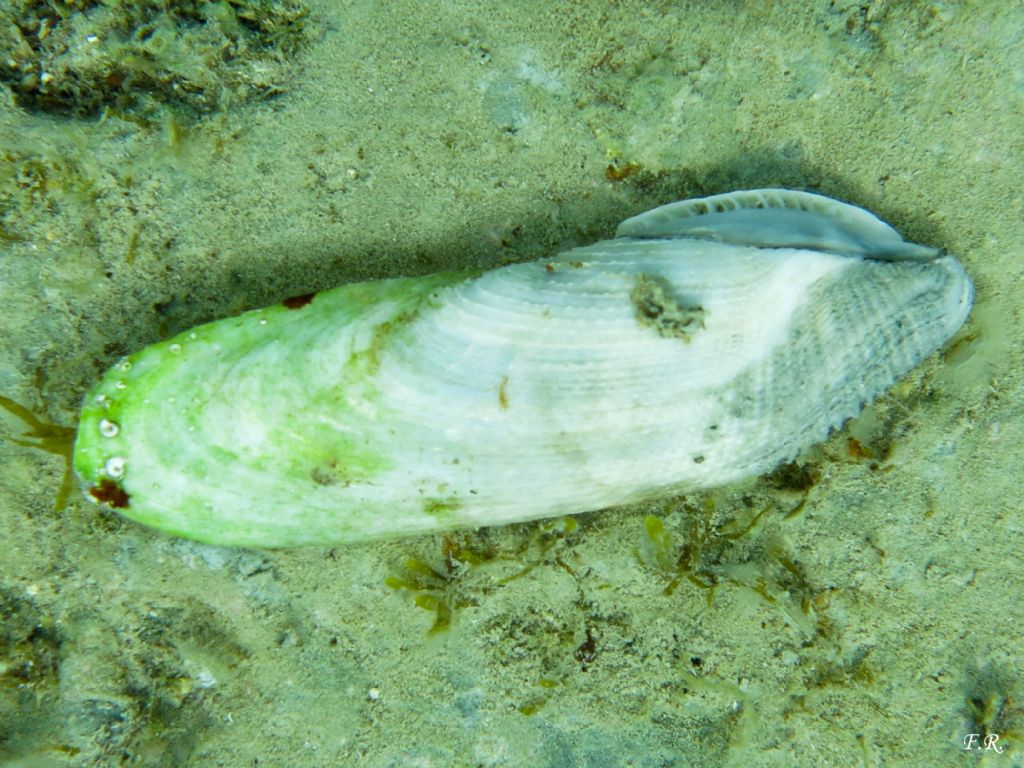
73,190,972,546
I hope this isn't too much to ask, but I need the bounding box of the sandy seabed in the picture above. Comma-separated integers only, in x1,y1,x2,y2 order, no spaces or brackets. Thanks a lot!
1,2,1022,766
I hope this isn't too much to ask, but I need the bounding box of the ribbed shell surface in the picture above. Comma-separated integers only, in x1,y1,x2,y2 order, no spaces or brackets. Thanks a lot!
73,234,971,546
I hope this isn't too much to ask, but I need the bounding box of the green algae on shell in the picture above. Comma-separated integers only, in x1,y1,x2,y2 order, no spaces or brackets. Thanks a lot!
72,190,972,547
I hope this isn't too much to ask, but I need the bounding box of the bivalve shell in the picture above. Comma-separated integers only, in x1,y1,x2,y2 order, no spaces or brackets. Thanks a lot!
72,189,973,547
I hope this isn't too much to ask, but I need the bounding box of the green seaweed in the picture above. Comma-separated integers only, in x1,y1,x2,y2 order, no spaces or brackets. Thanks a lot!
803,647,876,690
0,395,77,510
384,533,499,635
635,492,835,644
635,498,726,598
385,517,579,635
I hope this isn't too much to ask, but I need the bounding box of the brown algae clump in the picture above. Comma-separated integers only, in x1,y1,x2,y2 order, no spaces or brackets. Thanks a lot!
2,0,312,119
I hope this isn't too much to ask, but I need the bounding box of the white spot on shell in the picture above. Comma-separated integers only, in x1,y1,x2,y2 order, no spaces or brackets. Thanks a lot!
118,360,133,372
169,343,182,354
105,456,126,478
259,319,268,326
115,380,127,390
99,419,120,437
189,332,198,340
95,394,108,405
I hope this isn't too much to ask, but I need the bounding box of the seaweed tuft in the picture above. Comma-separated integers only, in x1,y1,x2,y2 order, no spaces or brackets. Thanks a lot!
386,518,579,635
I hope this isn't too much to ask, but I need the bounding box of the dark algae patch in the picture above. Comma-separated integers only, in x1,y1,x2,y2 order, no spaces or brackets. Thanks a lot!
0,588,63,761
630,274,706,342
2,0,313,120
88,477,130,509
282,292,315,310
